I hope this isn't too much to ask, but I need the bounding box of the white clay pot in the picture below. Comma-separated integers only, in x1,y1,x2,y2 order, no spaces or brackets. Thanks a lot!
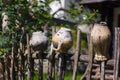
52,28,73,53
30,31,48,52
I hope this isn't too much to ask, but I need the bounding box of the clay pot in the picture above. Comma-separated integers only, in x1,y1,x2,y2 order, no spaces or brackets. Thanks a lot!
52,28,73,53
30,31,48,52
91,22,111,61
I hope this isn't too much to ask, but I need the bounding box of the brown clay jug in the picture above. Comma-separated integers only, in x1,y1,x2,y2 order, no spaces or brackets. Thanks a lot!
91,22,111,61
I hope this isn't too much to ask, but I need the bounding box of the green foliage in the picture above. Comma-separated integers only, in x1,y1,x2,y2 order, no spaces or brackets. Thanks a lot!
0,0,99,56
0,0,55,56
80,9,99,24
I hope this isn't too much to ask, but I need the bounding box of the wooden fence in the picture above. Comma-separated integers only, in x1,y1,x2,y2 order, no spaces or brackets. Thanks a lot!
0,27,120,80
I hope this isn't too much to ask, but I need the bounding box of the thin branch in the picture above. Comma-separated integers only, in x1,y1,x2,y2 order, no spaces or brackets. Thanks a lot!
52,8,70,16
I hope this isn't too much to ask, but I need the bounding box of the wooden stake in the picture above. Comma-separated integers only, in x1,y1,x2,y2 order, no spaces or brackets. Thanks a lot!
80,32,93,80
113,27,120,80
38,52,43,80
72,29,81,80
11,37,15,80
58,54,65,80
27,34,32,80
100,61,105,80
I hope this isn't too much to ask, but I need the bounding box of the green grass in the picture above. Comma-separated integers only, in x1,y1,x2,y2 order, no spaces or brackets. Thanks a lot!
31,71,83,80
64,72,83,80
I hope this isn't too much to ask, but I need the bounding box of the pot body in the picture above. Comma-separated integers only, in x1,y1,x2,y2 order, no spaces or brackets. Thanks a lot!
30,31,48,52
52,28,73,53
91,23,111,61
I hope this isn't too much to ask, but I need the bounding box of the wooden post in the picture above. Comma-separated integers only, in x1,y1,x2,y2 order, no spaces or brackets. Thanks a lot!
100,61,105,80
80,32,93,80
51,27,56,80
1,58,5,80
27,34,32,80
11,36,15,80
58,54,65,80
18,27,25,80
113,27,120,80
72,29,81,80
18,49,23,80
38,52,43,80
47,50,55,80
48,55,53,80
47,27,56,80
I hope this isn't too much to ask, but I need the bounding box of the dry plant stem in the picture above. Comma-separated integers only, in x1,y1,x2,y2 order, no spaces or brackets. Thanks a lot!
11,35,15,80
47,45,55,80
100,61,105,80
113,27,120,80
72,29,81,80
27,34,32,80
58,54,65,80
80,33,93,80
38,52,43,80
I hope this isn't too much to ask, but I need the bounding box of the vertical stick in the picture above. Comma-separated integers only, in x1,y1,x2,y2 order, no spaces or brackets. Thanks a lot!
47,27,56,80
51,26,56,80
72,29,81,80
4,54,11,80
18,27,25,80
52,55,55,80
100,61,105,80
47,49,55,80
11,36,15,80
38,53,43,80
27,34,32,80
113,27,118,80
18,50,22,80
58,54,64,80
50,53,55,80
48,56,53,80
80,32,93,80
1,58,5,80
113,27,120,80
86,33,93,80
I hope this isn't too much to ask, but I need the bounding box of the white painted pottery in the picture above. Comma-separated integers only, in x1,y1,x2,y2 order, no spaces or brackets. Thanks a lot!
30,31,48,52
52,28,73,53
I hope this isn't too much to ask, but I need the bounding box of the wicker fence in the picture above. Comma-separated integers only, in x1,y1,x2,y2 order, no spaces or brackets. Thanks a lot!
0,27,120,80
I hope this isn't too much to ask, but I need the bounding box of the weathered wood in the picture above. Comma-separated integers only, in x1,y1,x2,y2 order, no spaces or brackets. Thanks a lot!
86,34,93,80
27,34,32,80
10,37,15,80
3,54,11,80
51,27,56,80
92,69,113,74
72,29,81,80
18,49,24,80
18,27,25,80
52,18,76,26
32,52,115,67
113,27,120,80
58,54,65,80
80,33,93,80
38,53,43,80
100,61,105,80
92,75,113,80
47,55,53,80
47,27,56,80
0,58,5,80
47,53,55,80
